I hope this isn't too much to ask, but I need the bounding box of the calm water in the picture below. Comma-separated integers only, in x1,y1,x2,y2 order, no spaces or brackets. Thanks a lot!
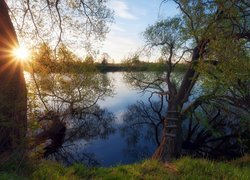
25,71,205,166
68,72,159,166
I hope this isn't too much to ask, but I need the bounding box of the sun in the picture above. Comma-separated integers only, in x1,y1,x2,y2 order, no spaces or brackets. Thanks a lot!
12,46,29,61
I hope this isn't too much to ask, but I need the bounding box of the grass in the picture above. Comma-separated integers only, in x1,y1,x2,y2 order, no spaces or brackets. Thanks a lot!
0,156,249,180
174,157,250,180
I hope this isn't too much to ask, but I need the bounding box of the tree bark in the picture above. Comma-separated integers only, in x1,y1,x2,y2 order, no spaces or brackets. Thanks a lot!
0,0,27,160
152,41,208,162
152,104,181,161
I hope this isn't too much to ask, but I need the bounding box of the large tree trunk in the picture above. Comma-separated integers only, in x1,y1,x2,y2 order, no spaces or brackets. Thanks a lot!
152,103,182,161
0,0,27,161
152,42,208,162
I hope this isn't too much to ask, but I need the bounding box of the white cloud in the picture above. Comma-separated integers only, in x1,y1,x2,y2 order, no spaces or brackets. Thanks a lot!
110,24,125,32
110,1,137,20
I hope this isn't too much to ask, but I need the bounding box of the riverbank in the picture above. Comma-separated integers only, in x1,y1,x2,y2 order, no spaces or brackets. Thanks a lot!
95,62,188,72
1,156,249,179
25,61,188,73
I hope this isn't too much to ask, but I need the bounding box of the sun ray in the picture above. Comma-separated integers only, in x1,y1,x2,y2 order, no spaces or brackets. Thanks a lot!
12,46,29,61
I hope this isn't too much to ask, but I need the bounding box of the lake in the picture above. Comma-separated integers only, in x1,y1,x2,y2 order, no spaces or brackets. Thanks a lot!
25,71,163,167
26,71,204,166
26,71,244,166
63,72,160,167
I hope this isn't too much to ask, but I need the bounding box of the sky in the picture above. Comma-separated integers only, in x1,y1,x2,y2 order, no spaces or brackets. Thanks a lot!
10,0,179,63
99,0,179,63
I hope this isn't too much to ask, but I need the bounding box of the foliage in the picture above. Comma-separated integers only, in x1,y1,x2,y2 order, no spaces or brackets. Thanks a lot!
28,44,113,112
22,43,116,162
26,44,188,73
144,17,184,49
9,0,113,51
84,55,95,64
124,0,250,161
2,0,112,168
26,70,114,159
121,97,248,160
29,43,97,73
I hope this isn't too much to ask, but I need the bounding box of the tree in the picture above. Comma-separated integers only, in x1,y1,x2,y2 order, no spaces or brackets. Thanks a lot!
84,55,95,64
28,71,114,159
128,0,250,161
101,52,110,65
0,0,27,162
121,100,247,160
31,43,56,73
8,1,113,49
25,42,115,160
0,0,113,162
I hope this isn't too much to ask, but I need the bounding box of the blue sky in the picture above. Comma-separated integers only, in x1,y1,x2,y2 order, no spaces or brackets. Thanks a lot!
99,0,179,62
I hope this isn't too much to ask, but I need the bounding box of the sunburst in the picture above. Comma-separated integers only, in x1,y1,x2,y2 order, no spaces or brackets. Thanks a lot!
12,46,29,61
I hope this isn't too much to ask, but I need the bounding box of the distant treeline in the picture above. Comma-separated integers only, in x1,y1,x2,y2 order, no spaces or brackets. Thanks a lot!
95,62,188,72
25,43,188,73
27,60,188,73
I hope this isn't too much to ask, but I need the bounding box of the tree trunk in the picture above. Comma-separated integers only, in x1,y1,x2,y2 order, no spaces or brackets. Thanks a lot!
152,42,208,162
152,104,182,161
0,0,27,160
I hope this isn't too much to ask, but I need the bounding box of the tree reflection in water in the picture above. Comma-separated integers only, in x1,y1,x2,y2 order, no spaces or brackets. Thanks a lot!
121,99,248,160
121,101,164,144
44,104,116,166
120,101,164,160
27,71,115,166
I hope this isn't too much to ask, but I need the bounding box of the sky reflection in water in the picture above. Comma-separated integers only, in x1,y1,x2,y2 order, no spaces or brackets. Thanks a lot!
79,72,158,166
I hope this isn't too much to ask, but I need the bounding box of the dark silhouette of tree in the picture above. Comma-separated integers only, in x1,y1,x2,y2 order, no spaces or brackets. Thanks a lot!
0,0,27,162
101,52,110,65
121,98,248,160
34,105,115,166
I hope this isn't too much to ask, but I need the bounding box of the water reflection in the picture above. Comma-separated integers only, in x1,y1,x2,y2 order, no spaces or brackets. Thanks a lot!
120,93,247,160
121,101,165,146
26,71,247,166
76,72,162,166
49,104,116,166
181,102,247,159
27,71,115,165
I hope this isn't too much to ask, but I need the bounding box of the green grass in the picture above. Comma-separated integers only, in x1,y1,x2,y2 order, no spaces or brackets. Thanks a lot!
1,156,249,180
175,157,250,180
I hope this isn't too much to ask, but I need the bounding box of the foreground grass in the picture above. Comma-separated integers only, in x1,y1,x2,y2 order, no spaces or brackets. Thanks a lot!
1,156,249,179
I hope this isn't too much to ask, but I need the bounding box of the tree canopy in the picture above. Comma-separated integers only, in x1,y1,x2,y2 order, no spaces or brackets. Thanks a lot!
126,0,250,161
8,0,113,50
